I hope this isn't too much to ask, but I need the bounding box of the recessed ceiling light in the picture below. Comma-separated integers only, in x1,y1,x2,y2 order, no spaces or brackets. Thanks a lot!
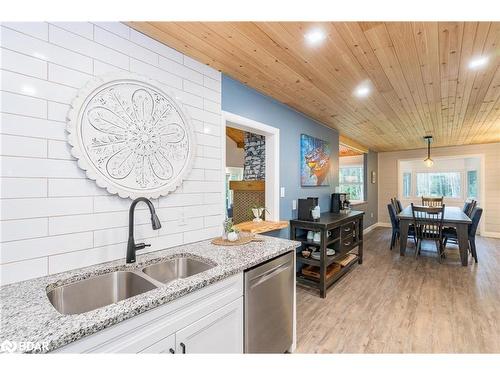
304,29,326,45
469,56,489,70
354,82,371,98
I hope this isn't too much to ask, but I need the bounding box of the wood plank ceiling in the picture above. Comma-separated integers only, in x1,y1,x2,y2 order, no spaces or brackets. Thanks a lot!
128,22,500,152
226,126,245,148
339,144,363,157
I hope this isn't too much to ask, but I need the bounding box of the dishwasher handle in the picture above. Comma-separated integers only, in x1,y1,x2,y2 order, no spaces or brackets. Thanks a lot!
247,262,291,288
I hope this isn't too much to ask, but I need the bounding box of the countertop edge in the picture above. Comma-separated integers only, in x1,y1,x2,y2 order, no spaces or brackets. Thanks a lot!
0,236,300,353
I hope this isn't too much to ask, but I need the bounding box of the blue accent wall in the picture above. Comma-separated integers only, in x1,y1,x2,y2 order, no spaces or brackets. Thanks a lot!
222,75,339,238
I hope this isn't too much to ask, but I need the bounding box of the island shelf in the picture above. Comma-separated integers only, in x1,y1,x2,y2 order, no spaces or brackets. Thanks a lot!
290,210,364,298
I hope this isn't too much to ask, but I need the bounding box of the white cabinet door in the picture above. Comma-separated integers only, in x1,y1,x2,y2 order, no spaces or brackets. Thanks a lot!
175,297,243,354
139,333,176,354
55,274,243,353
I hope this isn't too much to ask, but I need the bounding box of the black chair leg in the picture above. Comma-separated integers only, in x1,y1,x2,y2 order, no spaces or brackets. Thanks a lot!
443,237,448,247
390,231,396,250
470,238,478,263
415,240,421,259
436,240,443,263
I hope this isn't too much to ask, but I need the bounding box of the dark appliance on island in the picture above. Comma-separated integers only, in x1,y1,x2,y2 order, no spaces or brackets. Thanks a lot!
297,197,319,221
331,193,349,213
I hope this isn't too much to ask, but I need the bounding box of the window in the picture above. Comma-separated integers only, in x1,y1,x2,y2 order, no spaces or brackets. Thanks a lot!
467,170,478,199
225,167,243,212
416,172,461,198
339,166,364,201
403,172,411,198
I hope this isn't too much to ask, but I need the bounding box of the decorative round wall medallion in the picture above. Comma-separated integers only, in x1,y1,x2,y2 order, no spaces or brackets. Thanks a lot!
67,73,196,199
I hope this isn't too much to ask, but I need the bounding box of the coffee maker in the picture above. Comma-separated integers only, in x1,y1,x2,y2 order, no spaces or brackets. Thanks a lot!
331,193,349,213
298,197,319,221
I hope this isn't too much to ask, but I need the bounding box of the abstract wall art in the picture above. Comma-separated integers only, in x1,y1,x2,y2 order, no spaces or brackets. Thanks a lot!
300,134,331,187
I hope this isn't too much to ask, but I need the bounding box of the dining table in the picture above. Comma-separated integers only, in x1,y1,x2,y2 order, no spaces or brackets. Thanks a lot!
397,206,472,266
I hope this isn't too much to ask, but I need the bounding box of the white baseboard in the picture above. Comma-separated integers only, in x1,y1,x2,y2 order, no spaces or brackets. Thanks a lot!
363,222,391,235
363,223,379,235
481,231,500,239
377,222,392,228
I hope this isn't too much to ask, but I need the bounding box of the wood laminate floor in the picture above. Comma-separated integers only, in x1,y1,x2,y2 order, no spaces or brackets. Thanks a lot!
295,227,500,353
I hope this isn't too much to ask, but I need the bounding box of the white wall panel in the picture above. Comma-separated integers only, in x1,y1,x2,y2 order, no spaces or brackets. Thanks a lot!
0,26,93,73
2,22,49,40
1,48,47,79
1,178,47,198
0,22,223,285
0,92,47,118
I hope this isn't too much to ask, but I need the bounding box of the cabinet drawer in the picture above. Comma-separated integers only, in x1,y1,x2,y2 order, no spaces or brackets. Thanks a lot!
340,233,357,251
140,333,176,354
340,221,355,237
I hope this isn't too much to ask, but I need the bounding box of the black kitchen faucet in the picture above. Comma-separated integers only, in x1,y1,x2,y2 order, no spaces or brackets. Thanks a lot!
126,197,162,264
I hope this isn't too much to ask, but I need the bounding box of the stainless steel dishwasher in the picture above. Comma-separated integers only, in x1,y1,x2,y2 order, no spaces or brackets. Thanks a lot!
244,251,294,353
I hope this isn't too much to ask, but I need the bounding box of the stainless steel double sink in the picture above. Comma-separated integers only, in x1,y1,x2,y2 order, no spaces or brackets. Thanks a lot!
47,257,214,315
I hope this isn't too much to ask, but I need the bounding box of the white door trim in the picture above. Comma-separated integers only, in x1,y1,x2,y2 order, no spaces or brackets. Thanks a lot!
221,111,280,221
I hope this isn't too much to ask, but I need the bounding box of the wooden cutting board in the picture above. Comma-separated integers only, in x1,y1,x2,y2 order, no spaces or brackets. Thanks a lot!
233,220,288,234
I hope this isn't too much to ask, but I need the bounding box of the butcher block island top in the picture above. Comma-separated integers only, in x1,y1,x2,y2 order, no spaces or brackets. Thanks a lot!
234,220,289,234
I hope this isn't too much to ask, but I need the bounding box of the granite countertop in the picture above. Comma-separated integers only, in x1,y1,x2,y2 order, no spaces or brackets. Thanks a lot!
0,235,299,353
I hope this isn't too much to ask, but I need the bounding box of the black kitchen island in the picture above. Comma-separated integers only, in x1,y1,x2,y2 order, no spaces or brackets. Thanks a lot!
290,210,364,298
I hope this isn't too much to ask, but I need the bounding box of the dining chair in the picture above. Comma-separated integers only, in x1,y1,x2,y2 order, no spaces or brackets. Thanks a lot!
390,198,400,214
396,199,403,213
443,207,482,263
462,200,476,217
396,199,403,212
411,203,446,262
388,203,400,250
466,200,477,217
462,201,472,214
421,196,443,207
387,203,416,250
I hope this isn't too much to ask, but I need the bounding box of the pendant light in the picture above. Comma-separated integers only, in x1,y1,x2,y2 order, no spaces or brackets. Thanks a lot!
423,136,434,167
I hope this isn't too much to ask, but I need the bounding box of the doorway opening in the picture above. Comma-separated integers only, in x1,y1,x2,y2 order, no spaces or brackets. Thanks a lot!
222,111,280,224
338,143,366,204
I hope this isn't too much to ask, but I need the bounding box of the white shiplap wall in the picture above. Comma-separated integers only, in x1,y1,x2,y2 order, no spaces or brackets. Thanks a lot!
0,22,224,285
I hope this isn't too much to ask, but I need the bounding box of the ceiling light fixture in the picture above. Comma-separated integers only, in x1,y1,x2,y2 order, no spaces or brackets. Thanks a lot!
423,135,434,168
468,56,489,70
354,81,371,98
304,29,326,45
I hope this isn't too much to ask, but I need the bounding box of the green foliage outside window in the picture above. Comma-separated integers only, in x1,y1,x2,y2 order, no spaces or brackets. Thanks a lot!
467,170,477,199
416,172,461,198
339,166,364,201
